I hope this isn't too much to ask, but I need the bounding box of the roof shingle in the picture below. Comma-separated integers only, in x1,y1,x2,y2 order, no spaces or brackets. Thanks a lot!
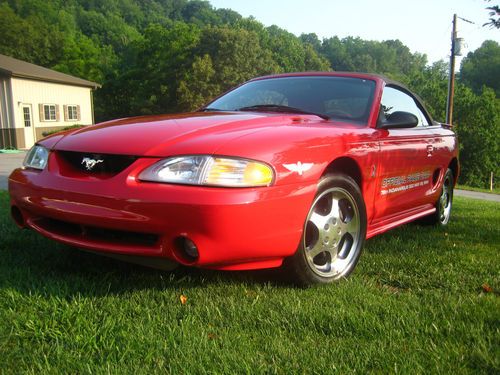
0,54,101,89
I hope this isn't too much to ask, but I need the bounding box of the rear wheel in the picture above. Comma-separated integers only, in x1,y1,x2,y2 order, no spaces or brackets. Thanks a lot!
286,174,367,286
422,168,454,226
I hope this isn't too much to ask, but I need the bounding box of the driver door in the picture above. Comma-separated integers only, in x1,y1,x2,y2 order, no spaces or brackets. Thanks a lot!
372,86,437,223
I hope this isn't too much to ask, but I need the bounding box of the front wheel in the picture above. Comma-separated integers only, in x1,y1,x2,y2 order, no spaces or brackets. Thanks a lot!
285,174,367,286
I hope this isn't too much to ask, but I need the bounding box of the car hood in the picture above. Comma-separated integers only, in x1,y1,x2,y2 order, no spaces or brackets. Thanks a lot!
46,112,326,157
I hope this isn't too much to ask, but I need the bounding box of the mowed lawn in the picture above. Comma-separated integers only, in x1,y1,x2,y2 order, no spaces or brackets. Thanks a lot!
0,190,498,373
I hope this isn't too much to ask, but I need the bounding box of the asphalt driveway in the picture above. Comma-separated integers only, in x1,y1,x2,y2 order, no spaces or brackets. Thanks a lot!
0,152,499,202
0,152,26,190
454,189,500,202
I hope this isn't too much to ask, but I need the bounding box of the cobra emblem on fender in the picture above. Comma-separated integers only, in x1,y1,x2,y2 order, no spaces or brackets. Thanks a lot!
283,161,314,176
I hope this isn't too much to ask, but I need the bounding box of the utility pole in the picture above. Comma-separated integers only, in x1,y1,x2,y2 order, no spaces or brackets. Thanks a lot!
446,14,457,126
445,15,472,125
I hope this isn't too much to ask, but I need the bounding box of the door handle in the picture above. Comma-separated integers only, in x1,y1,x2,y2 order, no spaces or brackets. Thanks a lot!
426,145,434,156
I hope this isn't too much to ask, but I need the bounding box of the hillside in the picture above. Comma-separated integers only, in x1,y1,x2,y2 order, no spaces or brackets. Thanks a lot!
0,0,498,187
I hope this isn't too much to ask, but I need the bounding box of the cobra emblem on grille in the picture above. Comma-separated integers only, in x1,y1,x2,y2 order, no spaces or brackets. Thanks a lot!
81,157,104,171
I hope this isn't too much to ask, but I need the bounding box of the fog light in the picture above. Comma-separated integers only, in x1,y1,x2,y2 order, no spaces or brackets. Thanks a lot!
184,238,199,259
11,206,25,228
174,236,199,262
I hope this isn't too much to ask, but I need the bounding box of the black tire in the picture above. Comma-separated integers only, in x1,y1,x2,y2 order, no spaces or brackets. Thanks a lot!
285,174,367,286
421,168,454,226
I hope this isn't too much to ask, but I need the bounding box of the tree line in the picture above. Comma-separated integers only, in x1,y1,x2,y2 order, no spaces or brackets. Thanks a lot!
0,0,498,188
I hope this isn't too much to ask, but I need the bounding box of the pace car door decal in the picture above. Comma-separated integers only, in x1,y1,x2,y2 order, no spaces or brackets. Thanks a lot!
380,170,431,195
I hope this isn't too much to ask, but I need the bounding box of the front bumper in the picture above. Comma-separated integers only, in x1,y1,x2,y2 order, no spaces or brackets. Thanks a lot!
8,153,316,270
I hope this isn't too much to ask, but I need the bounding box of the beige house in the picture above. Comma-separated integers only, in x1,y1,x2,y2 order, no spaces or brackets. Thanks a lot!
0,54,100,149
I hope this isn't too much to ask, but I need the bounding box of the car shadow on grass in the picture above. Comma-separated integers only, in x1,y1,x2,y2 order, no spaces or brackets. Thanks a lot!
0,215,456,298
0,225,296,298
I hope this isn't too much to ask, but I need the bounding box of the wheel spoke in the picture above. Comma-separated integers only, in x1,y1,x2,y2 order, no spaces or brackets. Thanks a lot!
329,197,340,218
331,257,348,275
441,189,447,206
324,243,340,262
340,216,358,236
309,212,328,230
307,241,325,259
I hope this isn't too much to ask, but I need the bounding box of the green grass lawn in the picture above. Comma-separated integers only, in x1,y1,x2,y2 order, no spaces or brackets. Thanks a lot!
0,191,498,373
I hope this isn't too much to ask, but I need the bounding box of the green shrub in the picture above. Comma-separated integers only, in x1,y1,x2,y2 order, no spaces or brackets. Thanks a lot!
42,124,87,137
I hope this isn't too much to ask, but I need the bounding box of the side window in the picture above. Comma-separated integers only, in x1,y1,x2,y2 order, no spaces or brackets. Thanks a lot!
380,86,429,127
415,106,430,126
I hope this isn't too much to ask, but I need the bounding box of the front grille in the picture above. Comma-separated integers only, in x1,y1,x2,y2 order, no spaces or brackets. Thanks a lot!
33,217,160,248
58,151,137,176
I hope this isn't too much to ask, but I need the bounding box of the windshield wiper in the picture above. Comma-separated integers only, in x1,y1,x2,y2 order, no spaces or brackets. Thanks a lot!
198,107,228,112
236,104,329,120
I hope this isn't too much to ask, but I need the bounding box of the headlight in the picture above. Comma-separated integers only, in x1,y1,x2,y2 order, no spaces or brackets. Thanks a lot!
138,156,274,187
23,145,49,170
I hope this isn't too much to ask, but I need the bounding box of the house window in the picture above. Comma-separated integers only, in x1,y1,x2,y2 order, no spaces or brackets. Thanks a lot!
67,105,78,121
43,104,57,121
64,104,80,122
23,106,32,127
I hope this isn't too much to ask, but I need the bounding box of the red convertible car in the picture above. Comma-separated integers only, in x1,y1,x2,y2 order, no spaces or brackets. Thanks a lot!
9,72,458,285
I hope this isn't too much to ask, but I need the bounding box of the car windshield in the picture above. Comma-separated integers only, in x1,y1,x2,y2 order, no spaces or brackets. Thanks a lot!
205,76,376,125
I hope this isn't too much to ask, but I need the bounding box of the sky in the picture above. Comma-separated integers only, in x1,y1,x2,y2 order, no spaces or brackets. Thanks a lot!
208,0,500,66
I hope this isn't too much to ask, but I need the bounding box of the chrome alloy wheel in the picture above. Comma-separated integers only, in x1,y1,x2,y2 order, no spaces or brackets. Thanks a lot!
439,172,453,224
303,187,361,278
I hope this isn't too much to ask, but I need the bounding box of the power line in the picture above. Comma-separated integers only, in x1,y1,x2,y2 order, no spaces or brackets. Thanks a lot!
457,16,475,25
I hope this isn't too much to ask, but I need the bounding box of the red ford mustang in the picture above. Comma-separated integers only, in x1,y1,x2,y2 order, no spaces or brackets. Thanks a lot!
9,72,458,285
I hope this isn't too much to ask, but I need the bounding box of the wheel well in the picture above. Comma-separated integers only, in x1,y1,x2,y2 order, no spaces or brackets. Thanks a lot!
448,158,459,186
323,157,362,188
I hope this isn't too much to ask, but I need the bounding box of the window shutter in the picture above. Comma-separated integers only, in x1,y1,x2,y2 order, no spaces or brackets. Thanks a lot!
76,105,81,121
63,105,68,121
55,105,60,121
38,104,44,122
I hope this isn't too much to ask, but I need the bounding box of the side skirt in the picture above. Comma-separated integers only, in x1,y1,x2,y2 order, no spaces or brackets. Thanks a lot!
366,205,436,239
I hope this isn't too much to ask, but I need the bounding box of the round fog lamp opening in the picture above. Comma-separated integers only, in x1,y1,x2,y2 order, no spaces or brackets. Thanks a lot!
184,238,199,259
175,237,199,262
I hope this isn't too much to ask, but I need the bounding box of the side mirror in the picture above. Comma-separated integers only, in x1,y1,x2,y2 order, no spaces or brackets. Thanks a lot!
378,111,419,129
